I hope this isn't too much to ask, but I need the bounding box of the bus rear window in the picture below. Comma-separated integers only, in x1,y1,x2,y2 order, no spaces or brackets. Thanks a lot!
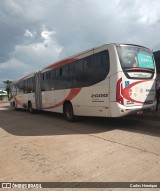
116,45,155,70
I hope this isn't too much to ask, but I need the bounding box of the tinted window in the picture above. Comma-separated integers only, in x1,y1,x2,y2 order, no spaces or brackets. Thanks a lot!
41,50,109,90
117,45,155,70
24,77,35,93
73,60,85,87
83,50,109,86
16,82,24,94
42,72,52,91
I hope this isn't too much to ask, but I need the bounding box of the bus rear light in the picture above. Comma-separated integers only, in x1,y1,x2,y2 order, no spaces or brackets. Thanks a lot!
116,78,124,105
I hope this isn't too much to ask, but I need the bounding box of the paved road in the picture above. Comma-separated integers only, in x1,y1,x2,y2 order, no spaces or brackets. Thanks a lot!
0,103,160,191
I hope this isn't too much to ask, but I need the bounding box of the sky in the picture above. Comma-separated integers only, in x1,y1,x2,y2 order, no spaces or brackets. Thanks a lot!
0,0,160,88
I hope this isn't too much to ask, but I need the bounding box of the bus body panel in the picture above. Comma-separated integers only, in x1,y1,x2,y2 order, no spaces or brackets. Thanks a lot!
41,79,110,117
14,93,35,109
122,75,156,107
70,82,110,117
109,71,156,117
10,43,157,119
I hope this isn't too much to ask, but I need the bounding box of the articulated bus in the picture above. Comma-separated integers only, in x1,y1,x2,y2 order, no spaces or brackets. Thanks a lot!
9,43,156,121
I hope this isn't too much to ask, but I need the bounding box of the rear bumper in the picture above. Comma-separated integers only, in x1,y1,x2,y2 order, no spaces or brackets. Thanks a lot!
110,101,157,117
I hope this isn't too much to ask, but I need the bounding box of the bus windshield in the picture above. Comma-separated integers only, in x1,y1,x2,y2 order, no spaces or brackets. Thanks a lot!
117,45,155,71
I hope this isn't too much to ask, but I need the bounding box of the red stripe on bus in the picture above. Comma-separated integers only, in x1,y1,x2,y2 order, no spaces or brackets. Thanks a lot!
45,58,77,70
122,80,154,104
43,88,82,110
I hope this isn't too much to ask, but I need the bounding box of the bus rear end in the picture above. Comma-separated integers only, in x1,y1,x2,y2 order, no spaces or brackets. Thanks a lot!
111,44,156,117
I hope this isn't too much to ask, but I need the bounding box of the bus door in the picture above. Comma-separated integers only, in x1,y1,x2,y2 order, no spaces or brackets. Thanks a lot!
35,71,42,110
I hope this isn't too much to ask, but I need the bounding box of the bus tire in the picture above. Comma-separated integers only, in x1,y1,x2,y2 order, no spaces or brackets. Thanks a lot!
28,102,34,114
14,102,18,111
64,102,75,122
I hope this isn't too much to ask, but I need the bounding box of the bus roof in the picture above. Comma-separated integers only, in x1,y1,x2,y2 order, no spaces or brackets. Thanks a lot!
12,72,35,84
42,43,150,71
12,43,152,83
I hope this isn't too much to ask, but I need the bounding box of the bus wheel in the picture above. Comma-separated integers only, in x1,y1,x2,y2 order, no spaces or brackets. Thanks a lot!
28,102,34,114
14,102,18,111
64,102,75,122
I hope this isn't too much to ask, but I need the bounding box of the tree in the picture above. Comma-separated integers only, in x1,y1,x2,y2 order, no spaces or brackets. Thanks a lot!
3,80,12,98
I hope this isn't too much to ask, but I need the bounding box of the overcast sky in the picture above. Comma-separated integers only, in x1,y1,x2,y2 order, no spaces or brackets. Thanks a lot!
0,0,160,87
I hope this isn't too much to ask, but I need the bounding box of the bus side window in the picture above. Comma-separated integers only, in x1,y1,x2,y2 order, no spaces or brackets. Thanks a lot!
41,72,50,91
16,82,23,94
59,68,62,76
83,50,110,86
90,53,101,84
74,59,84,87
41,73,45,91
24,78,34,93
68,63,75,87
101,50,110,78
55,68,62,90
46,72,54,91
32,77,35,93
62,66,71,89
83,58,90,86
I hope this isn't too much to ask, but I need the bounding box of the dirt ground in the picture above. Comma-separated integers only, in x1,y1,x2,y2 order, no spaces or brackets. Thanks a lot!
0,103,160,191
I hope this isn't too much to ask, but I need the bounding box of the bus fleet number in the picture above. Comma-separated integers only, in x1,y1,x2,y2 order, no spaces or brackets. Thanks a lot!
91,94,108,98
